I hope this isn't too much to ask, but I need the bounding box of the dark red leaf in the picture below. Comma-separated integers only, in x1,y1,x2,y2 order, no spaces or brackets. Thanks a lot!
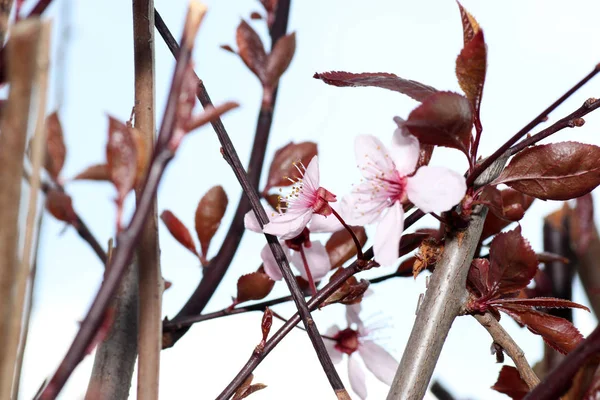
44,112,66,180
404,91,473,154
536,252,570,265
160,210,199,257
236,272,275,303
493,142,600,201
397,256,417,277
499,305,584,354
399,229,440,257
313,71,437,102
236,20,267,82
264,32,296,88
488,227,538,296
456,1,480,45
45,189,78,225
467,258,491,298
480,189,535,239
195,186,228,256
106,116,137,204
491,366,529,400
72,163,110,181
417,144,434,168
325,226,367,269
264,142,317,192
490,297,590,312
456,29,487,116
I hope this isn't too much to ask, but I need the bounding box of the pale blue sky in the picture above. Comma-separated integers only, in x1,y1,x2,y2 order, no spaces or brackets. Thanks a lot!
20,0,600,398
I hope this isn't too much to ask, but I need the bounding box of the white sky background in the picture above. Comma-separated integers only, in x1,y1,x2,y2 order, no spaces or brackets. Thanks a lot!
18,0,600,398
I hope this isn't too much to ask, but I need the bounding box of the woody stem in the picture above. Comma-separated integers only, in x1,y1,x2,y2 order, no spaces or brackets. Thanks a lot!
299,245,317,296
330,207,364,260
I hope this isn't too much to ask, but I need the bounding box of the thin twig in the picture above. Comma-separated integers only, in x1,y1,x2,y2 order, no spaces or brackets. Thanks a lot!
0,19,47,399
473,312,540,389
35,5,209,398
217,210,426,399
155,2,292,349
467,64,600,187
508,97,600,156
132,0,161,398
430,380,456,400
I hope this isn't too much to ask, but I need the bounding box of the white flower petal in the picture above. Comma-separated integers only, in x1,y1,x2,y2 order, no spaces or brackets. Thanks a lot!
348,356,368,400
343,187,389,226
345,304,364,330
374,203,404,266
289,241,331,281
303,155,320,192
310,213,343,233
358,341,399,386
354,135,397,180
390,123,420,175
263,209,313,240
406,166,467,214
260,243,283,281
324,325,343,364
244,210,264,233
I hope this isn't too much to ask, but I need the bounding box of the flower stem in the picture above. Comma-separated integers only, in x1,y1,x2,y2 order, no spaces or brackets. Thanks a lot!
330,207,364,260
299,245,318,296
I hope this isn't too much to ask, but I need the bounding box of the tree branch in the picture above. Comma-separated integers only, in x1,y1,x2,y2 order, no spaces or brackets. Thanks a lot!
466,64,600,187
155,1,293,349
0,19,48,399
473,312,540,389
35,5,209,398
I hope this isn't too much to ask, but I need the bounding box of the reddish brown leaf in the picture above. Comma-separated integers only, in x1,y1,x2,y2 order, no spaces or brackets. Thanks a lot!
399,229,439,257
493,142,600,201
467,258,491,298
236,272,275,303
537,252,570,265
490,297,590,312
325,226,367,269
456,29,486,116
313,71,437,102
106,116,137,204
220,44,237,54
417,144,434,168
250,11,263,20
404,91,473,154
481,189,535,239
413,238,444,278
160,210,199,257
236,20,267,82
499,305,584,354
264,142,317,192
322,267,370,307
264,32,296,88
488,227,538,296
491,366,529,400
45,189,78,225
72,163,110,181
261,308,273,343
456,1,480,45
397,256,417,277
195,186,228,256
232,373,267,400
44,112,66,180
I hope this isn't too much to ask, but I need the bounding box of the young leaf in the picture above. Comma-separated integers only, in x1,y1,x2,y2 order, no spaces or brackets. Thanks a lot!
45,189,78,225
261,308,273,344
264,32,296,88
498,305,584,354
325,226,367,269
236,20,267,82
106,116,137,204
489,297,590,312
397,256,418,277
313,71,438,102
195,185,228,256
322,267,370,307
491,366,529,400
456,29,487,116
236,272,275,303
456,1,480,45
467,258,491,298
488,227,538,296
404,91,473,154
45,112,66,181
264,141,317,192
72,163,110,181
480,188,535,239
160,210,199,258
493,142,600,200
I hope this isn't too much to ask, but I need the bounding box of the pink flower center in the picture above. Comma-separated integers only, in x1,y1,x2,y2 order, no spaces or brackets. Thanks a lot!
381,170,408,205
333,328,360,355
277,162,336,216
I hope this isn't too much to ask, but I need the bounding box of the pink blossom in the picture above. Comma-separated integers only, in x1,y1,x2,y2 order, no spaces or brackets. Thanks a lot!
262,156,337,240
324,305,398,399
244,212,337,282
344,128,466,266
